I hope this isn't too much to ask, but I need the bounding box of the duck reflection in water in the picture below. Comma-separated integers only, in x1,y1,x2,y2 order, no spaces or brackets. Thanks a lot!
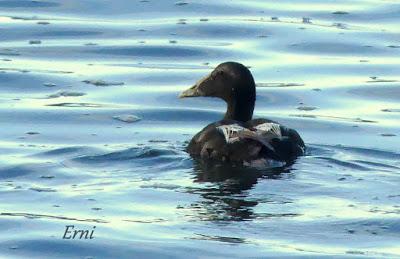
184,159,293,221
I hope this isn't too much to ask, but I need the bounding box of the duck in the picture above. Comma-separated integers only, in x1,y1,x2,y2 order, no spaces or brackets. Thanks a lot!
179,62,305,167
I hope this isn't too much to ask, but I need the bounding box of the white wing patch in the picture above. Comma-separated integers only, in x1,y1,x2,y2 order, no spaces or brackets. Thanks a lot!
254,123,282,138
216,123,246,143
216,122,282,144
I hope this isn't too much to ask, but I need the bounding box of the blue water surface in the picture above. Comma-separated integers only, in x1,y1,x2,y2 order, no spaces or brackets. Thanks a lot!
0,0,400,258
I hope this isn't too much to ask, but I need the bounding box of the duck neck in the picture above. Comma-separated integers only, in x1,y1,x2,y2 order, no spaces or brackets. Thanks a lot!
224,91,255,122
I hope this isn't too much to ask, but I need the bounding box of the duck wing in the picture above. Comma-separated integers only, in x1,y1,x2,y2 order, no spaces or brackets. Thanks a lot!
246,119,306,161
235,123,281,152
187,120,264,162
187,119,305,163
214,122,286,162
187,120,242,160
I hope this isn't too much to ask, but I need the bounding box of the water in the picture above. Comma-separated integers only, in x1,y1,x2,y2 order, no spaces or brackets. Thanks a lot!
0,0,400,258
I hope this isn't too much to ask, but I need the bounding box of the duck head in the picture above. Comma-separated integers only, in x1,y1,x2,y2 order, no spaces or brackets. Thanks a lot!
179,62,256,122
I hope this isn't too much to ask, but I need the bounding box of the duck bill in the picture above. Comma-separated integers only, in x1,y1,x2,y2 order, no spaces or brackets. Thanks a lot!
179,85,201,98
179,74,209,98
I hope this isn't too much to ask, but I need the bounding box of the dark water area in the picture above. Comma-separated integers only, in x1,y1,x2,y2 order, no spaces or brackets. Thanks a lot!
0,0,400,258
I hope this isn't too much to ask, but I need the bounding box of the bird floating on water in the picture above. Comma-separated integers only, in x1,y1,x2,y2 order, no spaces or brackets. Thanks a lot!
179,62,305,167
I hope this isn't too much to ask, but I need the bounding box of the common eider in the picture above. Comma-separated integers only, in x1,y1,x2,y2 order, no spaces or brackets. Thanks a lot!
179,62,305,167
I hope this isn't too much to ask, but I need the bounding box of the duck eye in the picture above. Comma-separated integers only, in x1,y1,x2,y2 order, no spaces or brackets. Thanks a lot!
210,71,224,80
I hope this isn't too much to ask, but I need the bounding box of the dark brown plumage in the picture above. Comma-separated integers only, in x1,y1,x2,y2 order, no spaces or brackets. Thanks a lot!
179,62,305,166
